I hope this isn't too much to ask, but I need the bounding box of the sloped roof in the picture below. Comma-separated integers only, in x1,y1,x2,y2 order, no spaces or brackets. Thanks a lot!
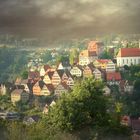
76,65,83,71
97,59,111,64
117,48,140,57
28,71,40,79
87,63,95,71
34,80,44,89
44,65,51,71
46,71,54,79
57,70,65,78
64,69,73,78
88,41,104,49
106,72,121,81
61,82,70,90
43,84,54,92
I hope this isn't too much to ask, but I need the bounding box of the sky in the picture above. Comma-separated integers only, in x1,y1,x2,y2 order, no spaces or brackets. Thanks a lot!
0,0,140,42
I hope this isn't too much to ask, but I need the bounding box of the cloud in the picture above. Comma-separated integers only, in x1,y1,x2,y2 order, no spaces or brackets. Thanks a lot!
0,0,140,42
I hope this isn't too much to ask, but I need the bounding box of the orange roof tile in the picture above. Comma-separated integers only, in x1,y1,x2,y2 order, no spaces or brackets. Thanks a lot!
117,48,140,57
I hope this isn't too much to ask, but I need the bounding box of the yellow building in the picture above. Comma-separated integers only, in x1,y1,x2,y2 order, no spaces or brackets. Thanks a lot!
93,59,111,70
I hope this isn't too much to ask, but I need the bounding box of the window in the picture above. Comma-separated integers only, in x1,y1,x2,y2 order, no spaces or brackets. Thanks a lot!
127,59,128,64
122,59,124,64
134,59,136,64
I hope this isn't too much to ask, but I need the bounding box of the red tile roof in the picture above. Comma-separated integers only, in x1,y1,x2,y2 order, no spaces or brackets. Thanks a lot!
117,48,140,57
97,59,111,64
106,72,121,81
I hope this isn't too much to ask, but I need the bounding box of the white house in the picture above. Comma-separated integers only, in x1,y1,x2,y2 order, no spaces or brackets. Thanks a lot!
106,60,116,72
70,65,83,77
117,48,140,67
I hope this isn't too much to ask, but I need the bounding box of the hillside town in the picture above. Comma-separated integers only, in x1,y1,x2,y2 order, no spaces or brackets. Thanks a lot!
1,39,140,139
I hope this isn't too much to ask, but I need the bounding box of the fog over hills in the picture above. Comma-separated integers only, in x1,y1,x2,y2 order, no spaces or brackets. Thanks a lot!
0,0,140,42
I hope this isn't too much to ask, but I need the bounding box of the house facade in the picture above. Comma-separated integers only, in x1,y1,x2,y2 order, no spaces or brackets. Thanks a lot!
43,71,53,84
66,77,74,88
93,59,110,70
51,70,64,87
79,50,97,66
70,65,83,77
83,64,94,77
33,81,44,96
117,48,140,67
41,84,54,96
106,60,116,72
93,68,102,80
106,72,121,85
88,41,104,56
54,82,70,97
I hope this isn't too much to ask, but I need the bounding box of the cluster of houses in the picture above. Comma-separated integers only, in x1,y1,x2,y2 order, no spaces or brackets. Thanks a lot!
8,41,140,107
0,41,139,114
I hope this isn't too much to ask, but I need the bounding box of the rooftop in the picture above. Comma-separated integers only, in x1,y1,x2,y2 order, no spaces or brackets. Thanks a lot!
117,48,140,57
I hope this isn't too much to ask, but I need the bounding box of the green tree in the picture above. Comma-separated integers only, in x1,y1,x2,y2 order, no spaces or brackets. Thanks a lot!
99,50,113,59
21,70,28,79
41,50,52,63
47,77,109,131
69,48,79,65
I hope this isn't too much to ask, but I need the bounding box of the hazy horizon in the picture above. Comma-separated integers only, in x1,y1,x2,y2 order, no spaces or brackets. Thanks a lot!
0,0,140,43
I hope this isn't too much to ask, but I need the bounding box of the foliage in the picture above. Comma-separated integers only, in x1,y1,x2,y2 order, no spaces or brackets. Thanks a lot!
69,48,79,65
0,46,28,82
123,65,130,71
0,95,13,110
21,70,28,79
121,65,140,81
40,50,52,63
56,55,69,64
47,77,109,131
99,50,113,59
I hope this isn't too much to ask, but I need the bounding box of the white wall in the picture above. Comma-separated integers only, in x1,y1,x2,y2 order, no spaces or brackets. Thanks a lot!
117,57,140,67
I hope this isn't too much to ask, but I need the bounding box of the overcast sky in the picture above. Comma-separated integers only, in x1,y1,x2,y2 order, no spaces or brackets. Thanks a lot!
0,0,140,41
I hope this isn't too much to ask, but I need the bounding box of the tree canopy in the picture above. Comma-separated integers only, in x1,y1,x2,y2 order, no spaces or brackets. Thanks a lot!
47,77,108,131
